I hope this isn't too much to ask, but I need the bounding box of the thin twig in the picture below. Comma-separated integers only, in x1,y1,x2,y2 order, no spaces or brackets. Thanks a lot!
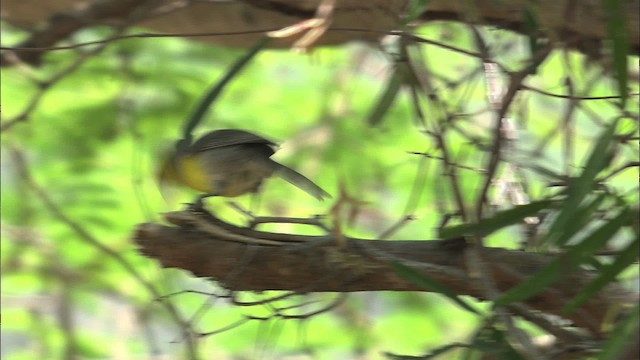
476,45,552,218
10,147,200,359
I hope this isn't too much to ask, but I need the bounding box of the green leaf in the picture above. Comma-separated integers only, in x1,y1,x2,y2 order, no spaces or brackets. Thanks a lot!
630,207,640,236
403,0,430,26
551,193,607,247
385,353,426,360
494,208,631,307
601,0,629,109
522,163,567,181
439,199,555,239
368,66,404,126
391,262,481,314
546,119,619,245
522,7,540,58
182,36,271,140
421,343,467,359
598,304,640,360
563,235,639,313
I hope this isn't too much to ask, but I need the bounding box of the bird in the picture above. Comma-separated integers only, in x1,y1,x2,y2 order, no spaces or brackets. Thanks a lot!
158,129,330,203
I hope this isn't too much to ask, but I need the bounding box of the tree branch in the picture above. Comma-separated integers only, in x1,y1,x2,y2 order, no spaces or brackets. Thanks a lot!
134,208,637,337
2,0,638,66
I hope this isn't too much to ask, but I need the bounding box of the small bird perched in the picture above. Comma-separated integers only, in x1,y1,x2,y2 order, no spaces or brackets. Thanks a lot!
158,129,330,202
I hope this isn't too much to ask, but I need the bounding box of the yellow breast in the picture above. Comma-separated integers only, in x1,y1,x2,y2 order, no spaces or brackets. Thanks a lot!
177,154,213,193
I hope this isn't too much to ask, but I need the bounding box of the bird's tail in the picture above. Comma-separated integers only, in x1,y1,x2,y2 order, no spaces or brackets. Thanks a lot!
271,161,331,201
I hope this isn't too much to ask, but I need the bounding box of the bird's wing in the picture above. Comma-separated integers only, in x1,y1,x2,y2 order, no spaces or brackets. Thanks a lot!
191,129,277,152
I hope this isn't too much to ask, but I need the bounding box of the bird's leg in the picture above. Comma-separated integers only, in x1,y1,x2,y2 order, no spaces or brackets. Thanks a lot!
191,193,215,212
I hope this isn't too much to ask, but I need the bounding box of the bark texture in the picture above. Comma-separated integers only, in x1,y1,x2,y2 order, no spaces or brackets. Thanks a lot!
3,0,639,52
134,209,638,337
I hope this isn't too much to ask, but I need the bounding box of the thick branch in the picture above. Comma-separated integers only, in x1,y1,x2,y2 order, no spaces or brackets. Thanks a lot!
2,0,638,60
134,209,637,337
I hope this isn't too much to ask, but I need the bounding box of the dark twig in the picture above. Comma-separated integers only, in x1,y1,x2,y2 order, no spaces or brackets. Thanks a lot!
476,45,553,218
1,35,117,132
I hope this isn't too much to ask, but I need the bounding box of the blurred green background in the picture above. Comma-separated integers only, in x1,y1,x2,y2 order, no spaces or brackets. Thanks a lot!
1,19,638,360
